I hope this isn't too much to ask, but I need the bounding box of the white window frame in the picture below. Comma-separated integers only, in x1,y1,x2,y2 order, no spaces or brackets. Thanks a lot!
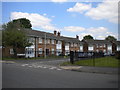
51,48,54,54
65,43,69,51
39,38,42,43
47,39,50,44
80,45,83,52
107,45,112,50
51,40,54,44
39,48,43,54
117,46,120,51
71,43,73,47
103,49,106,53
10,49,14,54
88,45,94,51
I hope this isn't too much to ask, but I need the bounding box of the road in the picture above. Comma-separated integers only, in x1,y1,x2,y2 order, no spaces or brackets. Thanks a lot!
2,59,118,88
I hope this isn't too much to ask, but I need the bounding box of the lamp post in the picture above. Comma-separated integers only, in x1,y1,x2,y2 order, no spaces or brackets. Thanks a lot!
44,33,46,58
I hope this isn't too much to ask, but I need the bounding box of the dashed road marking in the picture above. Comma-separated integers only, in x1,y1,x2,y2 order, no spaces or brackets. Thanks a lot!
28,66,32,67
56,69,62,71
21,64,62,71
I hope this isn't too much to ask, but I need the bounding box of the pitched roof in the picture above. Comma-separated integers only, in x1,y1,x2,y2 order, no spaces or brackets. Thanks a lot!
24,29,80,43
83,39,112,44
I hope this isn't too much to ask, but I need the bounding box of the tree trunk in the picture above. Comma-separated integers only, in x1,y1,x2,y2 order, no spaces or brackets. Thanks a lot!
13,47,17,58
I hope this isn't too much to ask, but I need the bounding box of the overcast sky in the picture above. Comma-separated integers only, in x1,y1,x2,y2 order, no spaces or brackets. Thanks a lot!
2,0,119,40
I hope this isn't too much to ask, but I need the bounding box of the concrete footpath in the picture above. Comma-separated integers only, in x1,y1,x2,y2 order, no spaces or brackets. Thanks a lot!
60,66,119,74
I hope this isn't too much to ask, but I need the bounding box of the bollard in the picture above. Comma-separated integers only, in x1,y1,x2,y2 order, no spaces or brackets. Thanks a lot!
70,51,74,64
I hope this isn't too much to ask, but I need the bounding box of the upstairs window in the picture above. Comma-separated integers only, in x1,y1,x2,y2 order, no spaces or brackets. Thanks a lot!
39,38,42,43
88,45,94,51
51,40,54,44
71,43,73,47
47,39,50,44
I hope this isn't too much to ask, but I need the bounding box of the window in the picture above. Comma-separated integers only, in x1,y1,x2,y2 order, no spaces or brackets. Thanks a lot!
80,45,83,51
51,40,54,44
65,43,69,50
39,48,42,54
10,49,14,54
117,46,120,51
103,49,106,53
28,38,35,44
47,39,50,44
99,44,102,48
96,44,99,48
74,43,77,47
58,41,61,44
39,38,42,43
51,48,54,54
71,43,73,47
108,45,112,50
88,45,94,51
104,44,106,48
96,49,99,52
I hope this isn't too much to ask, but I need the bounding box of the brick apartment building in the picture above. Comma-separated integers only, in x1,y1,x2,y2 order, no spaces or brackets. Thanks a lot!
25,29,80,58
2,29,120,58
81,40,120,54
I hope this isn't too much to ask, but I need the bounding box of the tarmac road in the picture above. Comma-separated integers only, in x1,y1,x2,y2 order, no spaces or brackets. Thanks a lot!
2,59,118,88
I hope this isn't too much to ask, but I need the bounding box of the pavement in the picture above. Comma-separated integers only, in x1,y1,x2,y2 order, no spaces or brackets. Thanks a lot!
59,65,119,74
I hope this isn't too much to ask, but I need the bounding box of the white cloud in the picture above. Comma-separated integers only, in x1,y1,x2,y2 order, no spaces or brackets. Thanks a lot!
64,26,85,32
67,1,119,23
67,3,91,13
51,0,67,3
85,1,118,23
43,13,47,16
10,12,57,31
78,27,117,40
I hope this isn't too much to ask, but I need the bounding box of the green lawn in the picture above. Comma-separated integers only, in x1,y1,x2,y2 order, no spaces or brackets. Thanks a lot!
61,56,120,68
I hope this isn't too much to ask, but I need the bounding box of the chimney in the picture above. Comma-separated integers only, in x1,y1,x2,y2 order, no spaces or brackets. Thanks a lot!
76,35,79,39
54,30,57,36
58,32,60,36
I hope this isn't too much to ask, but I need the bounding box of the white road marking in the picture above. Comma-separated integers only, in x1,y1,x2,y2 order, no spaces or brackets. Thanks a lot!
37,66,43,68
21,64,29,66
28,66,32,67
43,66,47,68
56,68,62,71
21,64,62,71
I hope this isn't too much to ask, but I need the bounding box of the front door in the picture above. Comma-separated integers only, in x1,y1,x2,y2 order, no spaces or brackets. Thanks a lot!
46,49,49,56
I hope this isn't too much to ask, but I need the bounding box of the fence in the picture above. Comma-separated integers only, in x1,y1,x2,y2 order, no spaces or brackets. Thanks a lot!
70,51,105,65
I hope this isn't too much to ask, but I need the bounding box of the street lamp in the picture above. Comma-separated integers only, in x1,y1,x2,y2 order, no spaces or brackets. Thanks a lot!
44,33,46,58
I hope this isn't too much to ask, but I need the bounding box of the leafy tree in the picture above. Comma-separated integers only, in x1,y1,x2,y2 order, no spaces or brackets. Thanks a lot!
2,19,32,58
12,18,32,29
83,35,94,40
105,35,117,41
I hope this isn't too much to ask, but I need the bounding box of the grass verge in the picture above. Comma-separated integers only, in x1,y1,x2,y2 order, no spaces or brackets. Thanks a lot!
61,56,119,68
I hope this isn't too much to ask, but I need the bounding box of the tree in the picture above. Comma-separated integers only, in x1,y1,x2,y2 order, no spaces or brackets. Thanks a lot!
105,35,117,41
2,19,32,58
83,35,94,40
12,18,32,29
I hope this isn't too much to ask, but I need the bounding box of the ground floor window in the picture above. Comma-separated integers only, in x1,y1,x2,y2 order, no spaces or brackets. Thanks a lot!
10,48,14,54
65,50,69,56
39,48,43,54
51,48,55,54
56,49,62,56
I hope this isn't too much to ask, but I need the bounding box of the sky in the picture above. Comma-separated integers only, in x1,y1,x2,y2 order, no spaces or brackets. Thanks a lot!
2,0,119,40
